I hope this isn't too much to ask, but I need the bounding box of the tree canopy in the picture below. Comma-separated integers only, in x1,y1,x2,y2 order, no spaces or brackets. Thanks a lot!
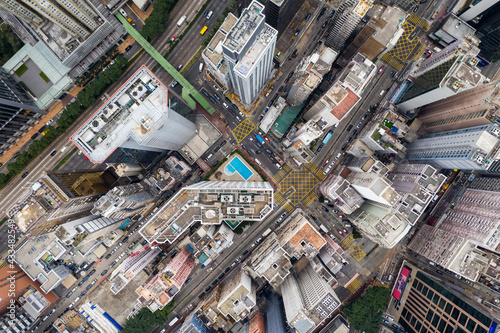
141,0,180,40
344,286,391,333
0,25,24,66
122,301,174,333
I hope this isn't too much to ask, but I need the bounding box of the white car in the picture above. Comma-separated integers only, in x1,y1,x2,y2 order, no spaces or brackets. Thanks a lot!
118,8,127,17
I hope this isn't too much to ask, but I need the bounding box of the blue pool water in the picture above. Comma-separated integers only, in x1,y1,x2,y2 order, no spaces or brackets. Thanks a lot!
227,156,253,180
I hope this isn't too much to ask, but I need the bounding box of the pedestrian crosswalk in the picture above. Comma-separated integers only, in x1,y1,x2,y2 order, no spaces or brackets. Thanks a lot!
302,192,318,207
346,278,362,293
342,234,354,248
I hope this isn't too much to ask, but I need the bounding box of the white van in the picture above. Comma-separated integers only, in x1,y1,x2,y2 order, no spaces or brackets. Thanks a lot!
205,153,213,161
199,63,204,73
379,90,385,97
206,11,213,19
254,158,262,166
222,102,229,109
118,8,127,17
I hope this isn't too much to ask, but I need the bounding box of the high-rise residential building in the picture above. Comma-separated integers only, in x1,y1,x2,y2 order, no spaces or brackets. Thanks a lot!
469,1,500,62
72,66,196,165
0,0,124,70
0,69,46,155
140,181,274,244
320,174,365,215
302,53,375,127
436,182,500,253
387,261,500,333
429,14,476,47
408,225,490,281
245,232,292,288
406,124,500,170
202,14,238,91
288,47,338,106
276,212,326,260
15,233,71,293
55,215,123,247
111,246,161,295
265,293,287,333
346,172,401,206
246,310,265,333
217,270,256,321
91,182,155,219
196,285,235,332
326,0,373,51
397,37,484,112
459,0,500,22
417,81,500,134
281,264,340,333
180,312,211,333
222,1,277,106
43,169,117,200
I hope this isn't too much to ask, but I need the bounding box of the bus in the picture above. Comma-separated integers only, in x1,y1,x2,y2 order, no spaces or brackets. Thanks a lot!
262,228,272,237
200,26,208,35
322,130,333,144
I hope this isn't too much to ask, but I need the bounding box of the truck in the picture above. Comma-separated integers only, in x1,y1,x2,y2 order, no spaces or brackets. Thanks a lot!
255,134,265,144
177,15,187,27
319,225,328,233
262,228,272,237
265,86,273,97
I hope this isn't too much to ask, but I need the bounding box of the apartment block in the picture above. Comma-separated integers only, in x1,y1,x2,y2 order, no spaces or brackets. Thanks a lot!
437,187,500,252
429,14,476,47
387,164,447,225
318,235,347,275
281,264,340,333
265,292,287,333
80,301,122,333
245,232,292,288
91,182,155,219
140,181,273,244
358,109,415,155
417,81,500,134
303,54,375,128
276,212,326,260
197,285,235,332
406,124,500,170
288,47,338,106
222,1,277,106
320,175,365,215
459,0,499,21
326,0,373,51
346,172,400,206
43,169,117,200
72,66,195,165
202,14,238,90
217,270,256,321
15,233,71,293
55,215,123,247
397,37,484,112
111,246,161,295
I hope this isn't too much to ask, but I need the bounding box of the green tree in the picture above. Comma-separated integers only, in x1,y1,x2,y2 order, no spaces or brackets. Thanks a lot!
344,286,390,333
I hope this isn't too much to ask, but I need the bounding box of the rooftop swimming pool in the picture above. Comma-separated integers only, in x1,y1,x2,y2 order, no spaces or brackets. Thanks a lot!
224,156,253,180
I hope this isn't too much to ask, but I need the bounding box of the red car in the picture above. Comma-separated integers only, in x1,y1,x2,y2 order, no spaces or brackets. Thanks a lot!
248,137,254,142
338,215,345,219
378,66,384,74
337,229,344,236
264,136,270,142
342,228,348,234
324,159,330,166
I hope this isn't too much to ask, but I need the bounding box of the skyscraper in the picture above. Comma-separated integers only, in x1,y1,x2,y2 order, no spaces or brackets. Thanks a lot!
222,0,277,106
281,264,340,333
417,81,500,134
397,37,484,112
437,178,500,252
0,0,122,69
468,1,500,62
388,261,499,333
459,0,500,22
71,66,196,165
265,293,287,333
180,313,211,333
326,0,373,51
91,182,155,219
0,69,45,155
406,124,500,170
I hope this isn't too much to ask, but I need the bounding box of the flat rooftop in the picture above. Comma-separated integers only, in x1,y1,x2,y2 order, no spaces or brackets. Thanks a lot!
140,181,274,244
223,1,265,54
71,66,170,163
234,25,277,78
